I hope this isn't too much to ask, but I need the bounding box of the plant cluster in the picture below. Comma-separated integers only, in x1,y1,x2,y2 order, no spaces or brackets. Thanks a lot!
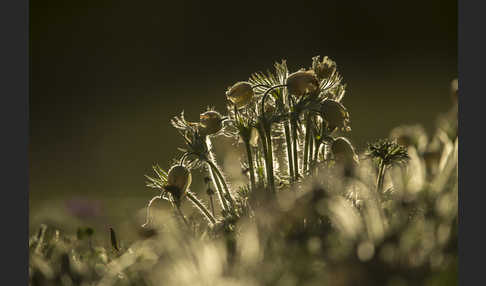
29,57,458,286
143,56,359,230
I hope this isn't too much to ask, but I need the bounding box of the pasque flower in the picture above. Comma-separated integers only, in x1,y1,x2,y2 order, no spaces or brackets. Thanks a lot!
320,99,351,132
286,70,319,96
199,110,223,136
226,81,254,108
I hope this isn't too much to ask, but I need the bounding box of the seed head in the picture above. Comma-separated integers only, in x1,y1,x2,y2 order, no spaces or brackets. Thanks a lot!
199,110,223,135
226,81,254,108
286,70,319,96
320,99,351,131
331,137,359,165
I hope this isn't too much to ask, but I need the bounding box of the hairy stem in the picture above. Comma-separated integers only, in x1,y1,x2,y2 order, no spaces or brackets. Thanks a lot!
264,125,276,194
284,120,294,181
175,205,190,229
303,114,312,174
309,129,314,171
186,192,216,224
376,159,386,195
207,161,229,212
257,123,270,188
207,158,236,210
208,194,215,217
314,138,320,162
291,116,300,179
244,139,257,191
254,146,264,186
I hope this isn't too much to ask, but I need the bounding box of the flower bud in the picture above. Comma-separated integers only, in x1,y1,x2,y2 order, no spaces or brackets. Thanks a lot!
199,110,223,135
226,81,254,108
167,165,192,194
331,137,359,165
320,99,351,131
286,70,319,96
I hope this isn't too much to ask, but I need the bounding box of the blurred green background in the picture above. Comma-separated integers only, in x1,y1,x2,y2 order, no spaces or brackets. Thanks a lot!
29,1,457,233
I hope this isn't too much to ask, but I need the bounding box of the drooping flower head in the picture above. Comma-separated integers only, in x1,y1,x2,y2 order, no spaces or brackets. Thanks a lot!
286,70,319,97
143,163,192,226
226,81,254,109
199,110,223,136
320,99,351,132
167,165,192,194
164,164,193,207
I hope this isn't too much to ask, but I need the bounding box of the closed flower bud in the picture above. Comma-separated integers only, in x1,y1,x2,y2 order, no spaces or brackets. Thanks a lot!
331,137,359,165
320,99,351,131
199,110,223,135
286,70,319,96
226,81,254,108
167,165,192,194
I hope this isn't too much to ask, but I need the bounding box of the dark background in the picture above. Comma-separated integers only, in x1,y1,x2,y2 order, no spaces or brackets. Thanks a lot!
29,1,457,227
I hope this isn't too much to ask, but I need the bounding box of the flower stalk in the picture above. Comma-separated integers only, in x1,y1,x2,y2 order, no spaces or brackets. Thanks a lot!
243,138,257,191
186,192,216,224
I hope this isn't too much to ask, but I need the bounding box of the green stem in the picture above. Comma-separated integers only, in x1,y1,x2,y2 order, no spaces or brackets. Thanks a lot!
244,139,257,191
186,192,216,224
283,120,295,181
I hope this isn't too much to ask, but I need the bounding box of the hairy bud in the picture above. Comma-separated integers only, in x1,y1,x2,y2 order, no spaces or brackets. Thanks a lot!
226,81,254,108
200,110,223,135
321,99,351,132
166,165,192,207
168,165,192,193
286,70,319,96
